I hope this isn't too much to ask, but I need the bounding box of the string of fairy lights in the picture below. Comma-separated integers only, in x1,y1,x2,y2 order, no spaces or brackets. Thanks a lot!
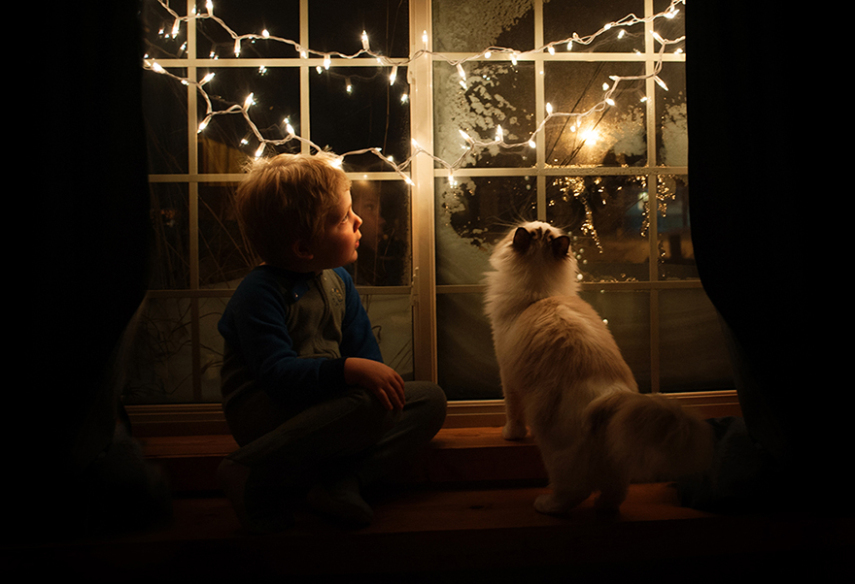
143,0,686,184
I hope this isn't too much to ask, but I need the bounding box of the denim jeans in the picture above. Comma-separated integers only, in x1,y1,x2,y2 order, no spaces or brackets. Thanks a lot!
223,381,447,489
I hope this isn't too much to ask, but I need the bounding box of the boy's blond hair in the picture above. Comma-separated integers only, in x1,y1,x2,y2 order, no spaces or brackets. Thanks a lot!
234,152,351,267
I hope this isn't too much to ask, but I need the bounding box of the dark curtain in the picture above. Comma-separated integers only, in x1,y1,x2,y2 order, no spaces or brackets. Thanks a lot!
685,3,838,512
32,1,169,540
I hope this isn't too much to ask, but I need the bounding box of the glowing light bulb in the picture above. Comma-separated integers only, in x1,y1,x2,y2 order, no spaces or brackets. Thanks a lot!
262,29,269,38
602,82,610,91
206,0,213,13
150,61,165,73
404,176,414,186
618,29,626,39
528,139,536,148
459,129,471,142
400,93,409,104
654,76,669,91
324,55,331,70
200,72,215,84
197,118,209,133
361,31,369,50
606,98,615,106
390,65,398,86
171,18,181,37
234,39,241,57
510,52,518,66
254,144,265,158
244,92,255,109
422,30,428,44
495,125,503,141
548,45,555,55
546,102,553,115
485,50,492,58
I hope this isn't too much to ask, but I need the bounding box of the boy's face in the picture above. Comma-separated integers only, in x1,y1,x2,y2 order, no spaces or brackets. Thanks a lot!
310,187,363,269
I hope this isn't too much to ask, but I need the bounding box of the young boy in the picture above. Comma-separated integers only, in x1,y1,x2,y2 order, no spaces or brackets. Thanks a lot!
217,152,446,532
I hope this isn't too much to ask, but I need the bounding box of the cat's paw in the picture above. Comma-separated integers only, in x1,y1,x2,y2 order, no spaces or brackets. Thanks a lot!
534,493,567,515
502,422,528,441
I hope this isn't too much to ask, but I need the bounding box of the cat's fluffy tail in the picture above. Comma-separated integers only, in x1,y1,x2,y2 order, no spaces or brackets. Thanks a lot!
584,391,714,483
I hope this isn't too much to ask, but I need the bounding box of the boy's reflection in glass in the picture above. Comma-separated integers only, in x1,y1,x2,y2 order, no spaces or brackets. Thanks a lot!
350,180,405,286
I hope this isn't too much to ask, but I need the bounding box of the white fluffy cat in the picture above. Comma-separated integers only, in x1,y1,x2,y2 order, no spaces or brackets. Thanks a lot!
484,221,713,514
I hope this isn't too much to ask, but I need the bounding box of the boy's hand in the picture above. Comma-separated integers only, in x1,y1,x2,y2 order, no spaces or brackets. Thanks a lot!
343,358,406,410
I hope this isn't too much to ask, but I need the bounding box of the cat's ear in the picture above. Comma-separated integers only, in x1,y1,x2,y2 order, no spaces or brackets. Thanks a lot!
512,227,532,253
552,235,570,259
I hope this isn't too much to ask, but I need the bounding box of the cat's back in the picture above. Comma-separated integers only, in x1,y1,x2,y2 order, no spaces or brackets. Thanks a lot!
509,294,637,391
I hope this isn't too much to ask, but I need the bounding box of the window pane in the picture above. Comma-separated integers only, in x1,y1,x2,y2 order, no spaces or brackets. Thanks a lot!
581,289,651,393
199,184,255,287
432,0,534,53
310,0,409,58
124,297,195,404
659,289,734,393
544,62,647,167
310,66,410,166
547,175,649,282
657,62,687,167
345,179,412,286
143,68,188,174
362,294,414,379
198,67,301,169
543,0,645,53
434,61,536,169
437,293,501,400
195,0,300,59
657,175,696,280
436,176,537,286
149,183,190,290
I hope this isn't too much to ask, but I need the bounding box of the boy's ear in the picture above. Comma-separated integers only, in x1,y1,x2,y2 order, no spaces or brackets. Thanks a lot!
292,238,314,260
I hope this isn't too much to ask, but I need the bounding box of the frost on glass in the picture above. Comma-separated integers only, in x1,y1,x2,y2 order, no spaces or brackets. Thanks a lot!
436,176,537,286
547,175,649,282
433,61,536,170
657,63,687,167
544,62,647,168
432,0,534,52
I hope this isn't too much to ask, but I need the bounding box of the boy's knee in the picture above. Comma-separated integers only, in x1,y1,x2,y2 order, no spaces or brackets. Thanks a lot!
404,381,447,431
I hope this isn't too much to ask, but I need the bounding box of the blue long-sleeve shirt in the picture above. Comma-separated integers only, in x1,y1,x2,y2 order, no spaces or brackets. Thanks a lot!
218,265,382,407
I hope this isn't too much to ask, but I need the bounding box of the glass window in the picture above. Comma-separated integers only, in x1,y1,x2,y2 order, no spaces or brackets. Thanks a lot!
133,0,732,408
